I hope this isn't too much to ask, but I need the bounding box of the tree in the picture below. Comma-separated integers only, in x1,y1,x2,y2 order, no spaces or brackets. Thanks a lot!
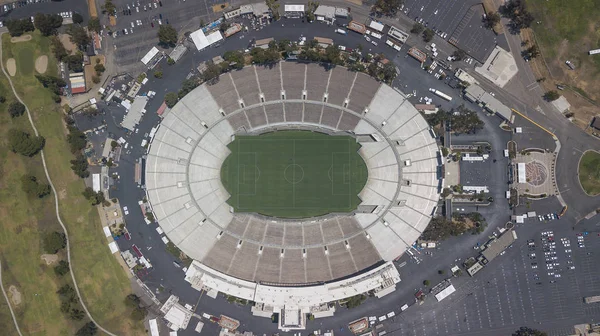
76,322,98,336
101,0,116,15
178,78,199,99
72,13,84,24
7,129,45,157
423,28,434,42
70,154,90,178
154,70,163,78
0,96,5,103
21,175,51,198
324,45,342,64
484,12,501,29
381,62,397,83
82,187,105,205
165,92,179,108
522,44,539,59
344,294,366,309
8,101,25,118
88,17,101,33
158,25,178,47
68,25,91,50
5,18,35,37
219,22,231,32
66,125,87,153
423,280,430,286
50,36,68,61
70,308,85,320
44,232,66,253
371,0,403,17
130,307,148,320
54,260,70,276
94,63,105,74
512,327,548,336
34,13,63,36
124,294,141,307
438,269,445,275
501,0,535,31
452,49,466,61
410,22,424,34
543,90,560,101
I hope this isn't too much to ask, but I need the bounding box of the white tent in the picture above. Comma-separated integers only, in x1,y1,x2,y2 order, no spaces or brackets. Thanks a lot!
190,29,223,51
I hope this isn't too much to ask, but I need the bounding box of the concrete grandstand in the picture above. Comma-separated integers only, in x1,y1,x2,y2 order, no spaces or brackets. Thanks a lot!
145,62,442,328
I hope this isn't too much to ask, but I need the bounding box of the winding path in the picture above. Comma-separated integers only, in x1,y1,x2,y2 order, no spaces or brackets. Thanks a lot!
0,260,23,336
0,32,118,336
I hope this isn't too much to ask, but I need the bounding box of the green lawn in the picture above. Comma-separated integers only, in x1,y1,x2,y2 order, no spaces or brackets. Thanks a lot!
579,151,600,195
2,31,141,334
221,131,368,218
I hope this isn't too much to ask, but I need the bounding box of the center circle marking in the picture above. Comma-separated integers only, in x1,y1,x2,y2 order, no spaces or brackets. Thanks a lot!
284,164,304,184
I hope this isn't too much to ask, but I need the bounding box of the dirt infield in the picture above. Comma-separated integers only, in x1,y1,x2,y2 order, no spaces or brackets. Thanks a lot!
35,55,48,74
8,285,21,306
6,58,16,77
10,34,32,43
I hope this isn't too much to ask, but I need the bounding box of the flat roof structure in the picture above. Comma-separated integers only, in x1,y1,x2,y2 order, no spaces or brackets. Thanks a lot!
434,283,456,302
481,230,517,262
284,4,304,12
141,47,160,65
168,44,188,63
190,29,223,51
348,21,366,34
146,63,440,325
121,95,148,130
314,5,336,19
387,26,408,43
475,46,518,88
255,37,274,48
369,20,384,32
463,84,512,120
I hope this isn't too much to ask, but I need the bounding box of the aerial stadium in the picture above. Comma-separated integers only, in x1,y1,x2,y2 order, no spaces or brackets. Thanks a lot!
145,62,442,330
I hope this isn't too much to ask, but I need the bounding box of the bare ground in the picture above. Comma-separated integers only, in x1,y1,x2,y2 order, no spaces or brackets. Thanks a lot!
6,58,15,76
35,55,48,74
7,285,21,307
522,29,600,132
58,34,77,55
40,254,59,265
10,35,32,43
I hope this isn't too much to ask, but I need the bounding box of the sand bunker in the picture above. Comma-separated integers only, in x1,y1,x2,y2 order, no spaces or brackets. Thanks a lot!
10,34,32,43
6,58,16,77
41,254,59,265
35,55,48,74
8,285,21,306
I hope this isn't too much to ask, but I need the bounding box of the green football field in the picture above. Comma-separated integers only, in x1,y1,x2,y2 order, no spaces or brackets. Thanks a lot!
221,131,368,218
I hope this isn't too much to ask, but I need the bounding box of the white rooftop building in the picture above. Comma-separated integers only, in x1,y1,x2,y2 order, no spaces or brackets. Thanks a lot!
121,95,148,131
190,29,224,51
160,295,193,331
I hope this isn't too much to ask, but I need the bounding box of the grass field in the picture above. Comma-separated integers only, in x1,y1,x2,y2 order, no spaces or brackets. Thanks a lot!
578,151,600,196
526,0,600,96
221,131,368,218
1,31,140,334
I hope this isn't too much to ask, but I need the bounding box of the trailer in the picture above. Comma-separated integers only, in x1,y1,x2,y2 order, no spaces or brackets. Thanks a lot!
428,88,452,101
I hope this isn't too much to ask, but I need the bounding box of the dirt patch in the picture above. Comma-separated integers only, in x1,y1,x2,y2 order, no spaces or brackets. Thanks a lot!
58,34,77,55
41,254,59,265
87,0,98,18
6,58,16,77
523,28,600,132
10,34,32,43
8,285,22,306
58,189,67,200
35,55,48,74
212,3,229,12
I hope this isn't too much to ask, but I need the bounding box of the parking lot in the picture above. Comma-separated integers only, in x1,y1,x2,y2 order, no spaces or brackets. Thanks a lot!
0,0,88,22
109,0,223,70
